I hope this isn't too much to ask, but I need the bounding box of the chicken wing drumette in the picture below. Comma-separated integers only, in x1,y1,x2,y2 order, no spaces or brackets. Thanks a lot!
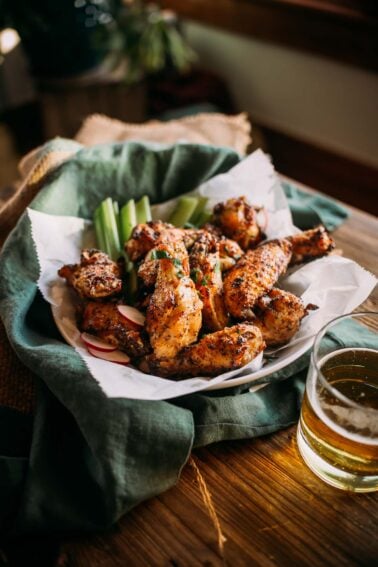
253,288,317,346
80,302,150,357
189,232,229,331
224,239,292,319
140,323,265,378
213,196,265,250
58,249,122,299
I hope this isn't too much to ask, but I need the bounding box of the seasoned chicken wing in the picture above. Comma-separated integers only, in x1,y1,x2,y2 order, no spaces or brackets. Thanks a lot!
223,239,292,319
189,232,229,331
213,196,264,250
126,221,195,261
288,226,335,265
58,249,122,299
80,302,150,357
146,256,203,358
253,288,316,346
140,323,265,377
138,239,189,288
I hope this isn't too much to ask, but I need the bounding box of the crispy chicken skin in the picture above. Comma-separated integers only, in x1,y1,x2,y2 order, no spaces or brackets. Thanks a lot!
146,257,203,358
138,239,189,288
289,226,335,265
213,196,264,250
126,221,194,261
189,232,229,331
253,288,315,346
58,249,122,299
80,302,150,357
223,239,292,319
140,323,265,377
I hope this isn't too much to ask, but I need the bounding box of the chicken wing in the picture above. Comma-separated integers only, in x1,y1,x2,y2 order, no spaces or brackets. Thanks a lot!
146,257,203,358
138,239,189,288
289,226,335,265
189,232,229,331
223,239,292,319
213,196,264,250
253,288,316,346
140,323,265,378
58,249,122,299
126,221,195,261
80,302,150,357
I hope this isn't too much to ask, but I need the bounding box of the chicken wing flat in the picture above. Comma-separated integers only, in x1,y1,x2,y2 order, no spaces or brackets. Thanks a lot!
189,232,229,331
80,302,150,357
253,288,316,346
146,257,203,358
213,196,264,250
223,239,292,319
140,323,265,378
58,249,122,299
289,226,335,265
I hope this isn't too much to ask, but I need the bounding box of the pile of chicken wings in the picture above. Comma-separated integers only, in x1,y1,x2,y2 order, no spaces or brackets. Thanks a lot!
58,196,334,378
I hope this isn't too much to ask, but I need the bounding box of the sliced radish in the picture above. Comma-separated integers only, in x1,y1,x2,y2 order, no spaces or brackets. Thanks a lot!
117,305,145,328
256,207,268,232
87,346,130,365
81,332,117,352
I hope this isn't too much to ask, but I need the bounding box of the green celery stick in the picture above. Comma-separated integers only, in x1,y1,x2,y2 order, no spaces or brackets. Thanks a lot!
196,210,213,227
100,197,121,261
113,200,121,242
136,195,152,224
169,196,199,227
189,196,208,225
94,207,106,252
120,199,137,244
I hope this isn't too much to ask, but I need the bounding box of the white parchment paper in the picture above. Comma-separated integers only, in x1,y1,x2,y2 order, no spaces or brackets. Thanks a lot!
28,150,377,400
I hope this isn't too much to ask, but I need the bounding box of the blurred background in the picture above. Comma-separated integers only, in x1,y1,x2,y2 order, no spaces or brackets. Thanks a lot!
0,0,377,213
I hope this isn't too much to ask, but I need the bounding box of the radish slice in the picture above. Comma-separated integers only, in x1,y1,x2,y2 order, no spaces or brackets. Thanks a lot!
81,332,117,352
117,305,145,328
256,207,268,232
87,346,130,365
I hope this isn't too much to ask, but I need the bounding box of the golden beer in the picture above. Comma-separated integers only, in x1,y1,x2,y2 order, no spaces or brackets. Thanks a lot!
297,348,378,491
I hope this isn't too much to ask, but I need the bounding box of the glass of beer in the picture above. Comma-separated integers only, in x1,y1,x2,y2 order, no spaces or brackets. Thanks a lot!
297,312,378,492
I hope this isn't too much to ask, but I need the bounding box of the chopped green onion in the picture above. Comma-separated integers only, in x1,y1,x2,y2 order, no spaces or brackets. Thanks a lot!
100,197,121,261
136,195,152,224
120,199,137,244
189,196,208,225
150,249,170,260
169,196,199,227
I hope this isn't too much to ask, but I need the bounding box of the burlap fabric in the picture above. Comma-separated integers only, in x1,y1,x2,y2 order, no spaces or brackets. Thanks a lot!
0,112,251,416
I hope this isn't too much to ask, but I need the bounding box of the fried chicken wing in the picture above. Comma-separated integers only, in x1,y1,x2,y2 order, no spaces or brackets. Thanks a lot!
253,288,316,346
288,226,335,265
189,232,229,331
80,302,150,357
138,239,189,288
213,196,264,250
140,323,265,377
58,249,122,299
146,257,203,358
223,239,292,319
126,221,195,261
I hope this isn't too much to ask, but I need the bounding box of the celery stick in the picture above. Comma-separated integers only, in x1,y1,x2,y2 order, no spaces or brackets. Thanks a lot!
120,199,137,244
100,197,121,261
94,207,106,252
169,196,199,227
136,195,152,224
189,196,208,225
196,210,213,227
113,200,121,242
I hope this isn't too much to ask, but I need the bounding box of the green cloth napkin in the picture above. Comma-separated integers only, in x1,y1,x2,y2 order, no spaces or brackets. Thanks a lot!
0,142,350,535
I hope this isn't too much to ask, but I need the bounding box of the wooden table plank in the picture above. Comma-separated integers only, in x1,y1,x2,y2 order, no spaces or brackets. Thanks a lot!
61,189,378,566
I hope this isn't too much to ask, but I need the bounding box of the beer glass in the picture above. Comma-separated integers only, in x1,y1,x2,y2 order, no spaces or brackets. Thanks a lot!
297,312,378,492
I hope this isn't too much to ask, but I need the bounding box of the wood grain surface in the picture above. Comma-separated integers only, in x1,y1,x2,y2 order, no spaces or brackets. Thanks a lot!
57,183,378,567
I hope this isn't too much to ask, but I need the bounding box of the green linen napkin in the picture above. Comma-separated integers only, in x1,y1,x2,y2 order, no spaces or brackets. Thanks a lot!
0,142,351,535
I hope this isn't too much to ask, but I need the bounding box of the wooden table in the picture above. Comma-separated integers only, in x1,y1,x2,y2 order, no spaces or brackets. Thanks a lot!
1,181,376,567
53,183,376,567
